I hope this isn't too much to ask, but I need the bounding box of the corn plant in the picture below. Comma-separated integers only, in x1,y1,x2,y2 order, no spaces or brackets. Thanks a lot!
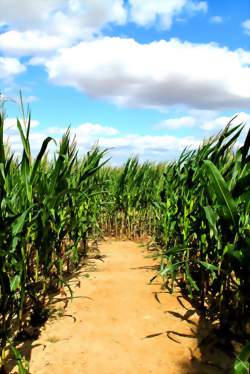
0,104,108,372
0,96,249,373
155,120,250,335
99,158,164,238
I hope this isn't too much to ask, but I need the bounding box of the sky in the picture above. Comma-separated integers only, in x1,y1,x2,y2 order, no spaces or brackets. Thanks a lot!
0,0,250,164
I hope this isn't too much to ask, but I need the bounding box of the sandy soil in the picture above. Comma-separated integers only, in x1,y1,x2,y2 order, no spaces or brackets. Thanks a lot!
11,240,229,374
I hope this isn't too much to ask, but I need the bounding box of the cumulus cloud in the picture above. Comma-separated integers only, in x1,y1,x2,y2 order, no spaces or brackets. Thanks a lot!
4,120,119,154
0,0,206,40
129,0,207,29
186,1,207,12
242,19,250,35
0,57,26,80
0,1,209,58
0,1,128,80
200,112,250,131
0,0,127,57
98,133,201,163
4,117,39,131
0,30,68,57
0,0,126,31
47,122,119,138
210,16,224,24
155,111,250,132
99,133,200,152
236,49,250,65
0,0,63,30
44,37,250,111
4,118,44,153
4,112,249,164
156,116,196,129
3,116,202,163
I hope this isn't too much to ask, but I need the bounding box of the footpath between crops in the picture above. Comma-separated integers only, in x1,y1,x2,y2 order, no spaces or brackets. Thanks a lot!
11,240,231,374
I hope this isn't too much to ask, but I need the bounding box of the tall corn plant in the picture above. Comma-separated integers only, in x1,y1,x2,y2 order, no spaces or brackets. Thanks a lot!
155,120,250,334
0,105,108,372
0,109,54,371
100,158,164,238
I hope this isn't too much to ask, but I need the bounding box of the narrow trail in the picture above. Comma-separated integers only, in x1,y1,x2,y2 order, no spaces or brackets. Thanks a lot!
22,240,221,374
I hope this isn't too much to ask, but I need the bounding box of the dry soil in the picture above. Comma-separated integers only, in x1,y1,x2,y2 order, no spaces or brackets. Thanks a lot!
11,240,228,374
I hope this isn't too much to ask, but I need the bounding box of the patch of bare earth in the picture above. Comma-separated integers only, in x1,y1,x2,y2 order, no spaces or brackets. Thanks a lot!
11,240,231,373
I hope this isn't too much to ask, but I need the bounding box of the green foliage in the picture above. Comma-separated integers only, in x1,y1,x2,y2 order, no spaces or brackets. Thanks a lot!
234,343,250,374
0,96,249,373
99,157,164,238
154,120,250,335
0,105,107,372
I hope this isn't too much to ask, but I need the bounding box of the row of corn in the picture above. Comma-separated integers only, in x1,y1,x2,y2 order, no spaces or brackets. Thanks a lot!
98,119,250,370
0,106,107,372
153,120,250,337
95,118,250,337
0,101,249,372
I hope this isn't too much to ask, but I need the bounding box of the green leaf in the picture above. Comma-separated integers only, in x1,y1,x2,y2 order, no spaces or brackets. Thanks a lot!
17,118,30,165
203,160,238,225
234,342,250,374
223,244,242,263
160,262,182,277
240,127,250,165
204,206,219,239
31,136,55,184
9,342,30,374
198,260,218,272
186,266,199,291
232,172,250,199
12,207,32,236
10,274,21,291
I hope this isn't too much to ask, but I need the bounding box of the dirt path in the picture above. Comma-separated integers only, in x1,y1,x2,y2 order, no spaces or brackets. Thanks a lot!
20,240,223,373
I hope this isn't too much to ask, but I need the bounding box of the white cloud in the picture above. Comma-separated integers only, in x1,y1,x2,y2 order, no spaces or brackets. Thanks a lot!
0,0,127,57
0,0,207,50
3,116,202,163
155,111,250,132
4,112,249,164
47,122,119,138
25,95,38,103
0,1,210,63
4,117,40,131
4,118,43,153
74,123,119,138
0,0,63,30
0,57,26,80
0,0,126,31
0,0,208,61
242,19,250,35
186,1,207,13
0,30,68,57
99,133,200,151
156,116,196,129
44,37,250,111
210,16,224,24
4,120,119,153
200,116,235,130
236,48,250,65
97,133,201,163
200,112,250,131
0,1,127,79
129,0,186,29
129,0,207,29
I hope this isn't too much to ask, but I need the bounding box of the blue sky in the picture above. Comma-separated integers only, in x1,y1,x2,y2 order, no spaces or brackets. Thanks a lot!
0,0,249,163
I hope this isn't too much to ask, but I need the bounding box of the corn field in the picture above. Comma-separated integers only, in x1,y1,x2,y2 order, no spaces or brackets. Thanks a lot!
98,159,164,239
154,120,250,336
0,103,249,373
0,107,108,372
